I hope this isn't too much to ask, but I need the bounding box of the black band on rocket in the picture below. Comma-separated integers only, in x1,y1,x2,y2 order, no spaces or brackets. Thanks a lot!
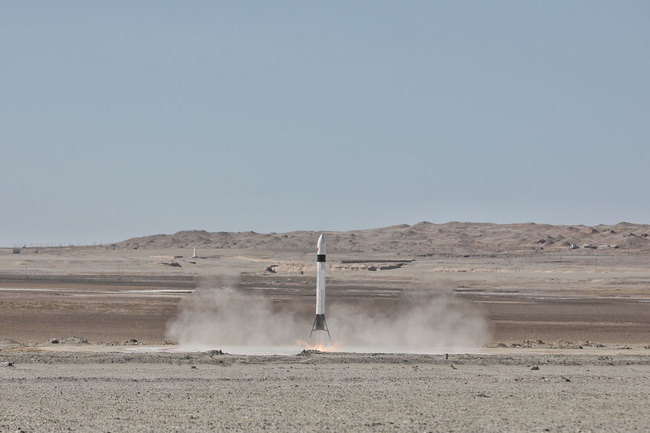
317,254,326,262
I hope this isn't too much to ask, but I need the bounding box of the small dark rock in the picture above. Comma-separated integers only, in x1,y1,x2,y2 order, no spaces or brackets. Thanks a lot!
61,336,88,345
531,366,540,370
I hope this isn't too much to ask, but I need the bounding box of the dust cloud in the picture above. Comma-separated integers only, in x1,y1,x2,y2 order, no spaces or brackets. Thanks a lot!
166,285,489,352
328,294,489,351
166,287,302,347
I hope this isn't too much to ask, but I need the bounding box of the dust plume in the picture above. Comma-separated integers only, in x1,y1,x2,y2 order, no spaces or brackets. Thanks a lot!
329,293,490,351
167,284,489,352
166,286,303,346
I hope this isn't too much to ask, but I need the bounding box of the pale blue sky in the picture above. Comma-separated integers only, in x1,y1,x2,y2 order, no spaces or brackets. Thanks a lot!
2,1,649,246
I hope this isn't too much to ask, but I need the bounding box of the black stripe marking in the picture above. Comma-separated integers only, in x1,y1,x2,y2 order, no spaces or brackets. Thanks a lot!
317,254,326,262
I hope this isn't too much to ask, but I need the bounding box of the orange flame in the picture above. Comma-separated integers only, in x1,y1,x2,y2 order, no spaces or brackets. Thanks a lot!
297,339,340,352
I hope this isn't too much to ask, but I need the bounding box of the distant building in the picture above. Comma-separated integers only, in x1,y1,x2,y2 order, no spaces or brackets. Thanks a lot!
12,248,21,254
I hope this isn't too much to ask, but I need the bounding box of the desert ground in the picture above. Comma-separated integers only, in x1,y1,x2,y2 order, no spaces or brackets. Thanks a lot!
1,222,649,431
2,351,649,432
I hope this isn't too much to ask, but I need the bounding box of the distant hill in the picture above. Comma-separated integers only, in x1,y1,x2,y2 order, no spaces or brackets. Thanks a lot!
117,222,650,255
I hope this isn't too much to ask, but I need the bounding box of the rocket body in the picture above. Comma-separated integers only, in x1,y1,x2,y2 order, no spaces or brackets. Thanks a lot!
311,234,330,337
316,234,326,315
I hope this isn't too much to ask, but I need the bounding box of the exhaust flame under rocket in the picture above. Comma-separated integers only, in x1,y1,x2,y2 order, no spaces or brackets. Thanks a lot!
311,234,330,339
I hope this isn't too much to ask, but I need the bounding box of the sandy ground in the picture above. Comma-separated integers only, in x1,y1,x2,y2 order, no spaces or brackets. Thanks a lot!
1,350,649,432
1,246,648,345
1,243,649,431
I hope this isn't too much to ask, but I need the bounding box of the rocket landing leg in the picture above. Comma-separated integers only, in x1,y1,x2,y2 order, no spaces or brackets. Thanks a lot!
310,314,330,340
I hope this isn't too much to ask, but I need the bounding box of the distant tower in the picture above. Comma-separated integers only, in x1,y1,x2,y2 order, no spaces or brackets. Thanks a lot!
191,247,197,258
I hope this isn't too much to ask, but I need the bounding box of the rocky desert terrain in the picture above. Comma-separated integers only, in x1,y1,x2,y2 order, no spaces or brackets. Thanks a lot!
2,222,649,346
1,222,649,431
1,350,649,432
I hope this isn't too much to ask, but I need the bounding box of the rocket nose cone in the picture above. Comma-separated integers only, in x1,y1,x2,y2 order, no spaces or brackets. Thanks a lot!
317,234,326,255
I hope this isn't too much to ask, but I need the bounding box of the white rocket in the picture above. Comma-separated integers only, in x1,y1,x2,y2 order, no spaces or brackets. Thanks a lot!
310,234,330,338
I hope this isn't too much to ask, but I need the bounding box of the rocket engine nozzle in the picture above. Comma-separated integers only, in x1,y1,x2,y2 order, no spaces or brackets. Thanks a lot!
310,314,330,339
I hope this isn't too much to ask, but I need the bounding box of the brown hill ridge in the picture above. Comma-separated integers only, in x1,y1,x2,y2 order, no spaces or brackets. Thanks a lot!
117,222,650,255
